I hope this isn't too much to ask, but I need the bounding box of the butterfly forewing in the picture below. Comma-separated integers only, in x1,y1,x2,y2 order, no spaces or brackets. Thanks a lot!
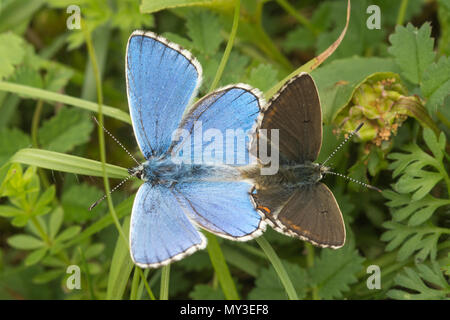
126,31,202,158
257,72,322,164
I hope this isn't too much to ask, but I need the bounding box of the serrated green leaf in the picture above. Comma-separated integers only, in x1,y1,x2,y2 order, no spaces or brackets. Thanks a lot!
0,32,25,80
220,52,249,86
388,23,435,84
9,66,42,88
422,56,450,113
248,261,308,300
162,32,194,51
111,0,154,30
283,27,316,52
247,64,279,93
0,128,31,166
186,10,222,55
7,234,44,250
61,183,105,223
189,284,225,300
42,62,74,92
309,243,365,299
38,108,94,153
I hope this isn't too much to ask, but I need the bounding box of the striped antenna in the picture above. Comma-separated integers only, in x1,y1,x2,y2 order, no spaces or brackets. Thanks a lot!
89,174,135,210
322,122,364,166
325,171,382,192
92,116,141,166
89,117,141,210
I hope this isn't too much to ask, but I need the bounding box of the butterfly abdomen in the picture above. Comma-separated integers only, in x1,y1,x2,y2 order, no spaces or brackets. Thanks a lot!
242,162,322,190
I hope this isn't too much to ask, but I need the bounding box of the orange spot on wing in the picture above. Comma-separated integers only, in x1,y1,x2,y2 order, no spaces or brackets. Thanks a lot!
280,217,311,235
257,206,271,214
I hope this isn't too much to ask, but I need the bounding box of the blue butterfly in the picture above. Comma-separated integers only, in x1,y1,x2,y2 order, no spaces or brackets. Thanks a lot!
125,31,266,268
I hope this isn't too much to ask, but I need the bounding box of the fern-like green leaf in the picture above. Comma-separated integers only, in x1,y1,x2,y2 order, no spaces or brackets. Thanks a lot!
387,262,449,299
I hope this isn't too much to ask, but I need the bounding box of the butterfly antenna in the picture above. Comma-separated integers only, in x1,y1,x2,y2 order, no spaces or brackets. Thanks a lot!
92,116,141,166
322,122,364,166
89,174,135,210
325,171,382,192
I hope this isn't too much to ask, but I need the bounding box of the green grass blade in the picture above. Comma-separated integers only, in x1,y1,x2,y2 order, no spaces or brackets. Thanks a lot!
10,148,129,179
106,216,134,300
256,236,298,300
130,267,140,300
160,265,170,300
208,0,240,92
0,81,131,124
205,232,239,300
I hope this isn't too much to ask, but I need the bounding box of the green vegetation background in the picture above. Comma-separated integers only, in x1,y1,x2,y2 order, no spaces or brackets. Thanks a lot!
0,0,449,300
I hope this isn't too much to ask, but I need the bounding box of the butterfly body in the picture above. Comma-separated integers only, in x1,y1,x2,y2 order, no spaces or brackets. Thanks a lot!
243,162,329,189
128,158,241,187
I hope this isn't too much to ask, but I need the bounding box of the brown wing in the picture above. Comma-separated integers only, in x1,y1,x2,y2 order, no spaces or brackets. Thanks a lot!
276,183,345,248
256,72,322,164
252,183,345,248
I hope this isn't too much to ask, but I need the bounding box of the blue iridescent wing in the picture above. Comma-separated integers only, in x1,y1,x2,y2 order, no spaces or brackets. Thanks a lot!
126,31,202,158
175,181,265,240
169,84,264,165
130,183,206,268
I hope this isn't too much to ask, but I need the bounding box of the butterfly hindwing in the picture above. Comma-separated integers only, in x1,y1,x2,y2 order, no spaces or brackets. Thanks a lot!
175,181,265,241
130,183,206,268
256,72,322,164
126,31,202,158
275,183,345,248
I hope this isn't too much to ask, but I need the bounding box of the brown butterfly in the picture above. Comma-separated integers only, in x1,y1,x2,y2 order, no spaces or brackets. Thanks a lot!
242,73,379,248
